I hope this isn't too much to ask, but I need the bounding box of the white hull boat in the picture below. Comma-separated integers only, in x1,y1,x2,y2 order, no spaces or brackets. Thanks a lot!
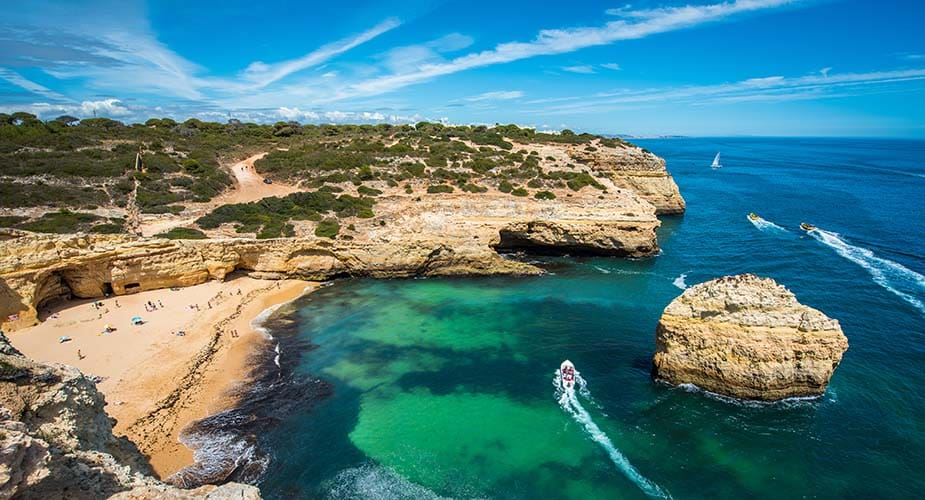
560,360,576,391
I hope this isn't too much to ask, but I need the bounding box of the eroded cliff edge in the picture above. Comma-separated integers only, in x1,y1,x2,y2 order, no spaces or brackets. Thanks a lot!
652,274,849,401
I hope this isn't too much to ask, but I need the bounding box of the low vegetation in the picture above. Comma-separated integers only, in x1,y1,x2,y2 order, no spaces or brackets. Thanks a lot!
196,190,374,239
155,227,208,239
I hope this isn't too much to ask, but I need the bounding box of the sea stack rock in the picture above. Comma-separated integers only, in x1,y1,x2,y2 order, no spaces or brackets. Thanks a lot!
652,274,848,401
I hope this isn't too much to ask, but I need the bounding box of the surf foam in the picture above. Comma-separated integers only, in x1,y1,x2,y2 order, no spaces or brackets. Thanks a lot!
672,273,688,290
811,228,925,315
555,372,670,498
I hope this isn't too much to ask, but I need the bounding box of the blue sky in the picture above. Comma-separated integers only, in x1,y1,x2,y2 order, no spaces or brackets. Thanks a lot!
1,0,924,136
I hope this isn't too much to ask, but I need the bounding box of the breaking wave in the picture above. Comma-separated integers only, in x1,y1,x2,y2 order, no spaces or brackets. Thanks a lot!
325,464,449,500
168,310,332,488
672,273,688,290
811,228,925,315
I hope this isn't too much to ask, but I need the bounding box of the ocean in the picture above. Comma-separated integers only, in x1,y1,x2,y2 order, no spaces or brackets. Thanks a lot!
195,138,925,499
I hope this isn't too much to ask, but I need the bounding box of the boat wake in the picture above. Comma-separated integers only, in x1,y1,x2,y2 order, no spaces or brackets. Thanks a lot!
554,372,670,498
672,273,688,290
811,228,925,315
747,215,787,233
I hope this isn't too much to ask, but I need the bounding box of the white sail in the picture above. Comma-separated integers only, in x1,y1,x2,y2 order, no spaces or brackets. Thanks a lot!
711,152,722,168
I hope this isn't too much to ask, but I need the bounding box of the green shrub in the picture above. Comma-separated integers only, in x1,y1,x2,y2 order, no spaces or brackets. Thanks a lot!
88,223,123,234
357,185,382,196
527,178,543,188
315,218,340,238
156,227,208,239
0,215,28,227
427,184,454,194
498,180,513,193
534,190,556,200
17,210,101,233
461,183,488,193
511,187,528,197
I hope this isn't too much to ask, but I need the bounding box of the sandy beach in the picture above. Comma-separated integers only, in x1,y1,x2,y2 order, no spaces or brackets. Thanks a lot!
8,275,316,478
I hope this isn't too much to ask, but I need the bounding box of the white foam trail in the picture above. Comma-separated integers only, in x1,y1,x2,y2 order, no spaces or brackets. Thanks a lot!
593,265,612,274
811,228,925,315
672,273,688,290
273,343,281,368
747,215,787,232
555,373,670,498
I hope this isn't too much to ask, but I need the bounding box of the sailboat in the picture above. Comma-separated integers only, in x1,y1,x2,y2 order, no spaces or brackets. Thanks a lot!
711,152,722,169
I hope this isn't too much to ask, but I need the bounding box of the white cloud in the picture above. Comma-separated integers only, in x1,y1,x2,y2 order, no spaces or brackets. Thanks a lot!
820,66,832,78
426,33,474,52
337,0,796,100
240,18,400,88
601,63,622,71
531,68,925,114
0,68,73,102
466,90,524,102
562,65,596,74
79,98,131,116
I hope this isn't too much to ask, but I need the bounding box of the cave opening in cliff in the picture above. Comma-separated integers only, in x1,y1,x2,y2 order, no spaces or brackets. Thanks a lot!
102,282,114,296
34,271,74,312
124,283,141,292
493,229,630,257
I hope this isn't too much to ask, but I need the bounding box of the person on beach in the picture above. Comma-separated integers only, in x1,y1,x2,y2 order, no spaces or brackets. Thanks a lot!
157,300,163,308
77,349,84,360
115,299,120,308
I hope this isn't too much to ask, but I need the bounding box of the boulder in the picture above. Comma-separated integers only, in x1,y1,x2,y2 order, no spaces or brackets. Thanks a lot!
652,274,848,400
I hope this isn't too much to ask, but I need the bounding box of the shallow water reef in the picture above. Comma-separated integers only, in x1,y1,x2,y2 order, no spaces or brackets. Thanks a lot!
652,274,849,401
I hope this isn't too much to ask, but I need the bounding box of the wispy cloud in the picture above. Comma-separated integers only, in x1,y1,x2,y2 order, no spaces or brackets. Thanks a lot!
337,0,797,100
0,67,72,102
466,90,524,102
531,68,925,114
601,63,622,71
562,65,596,74
240,18,400,89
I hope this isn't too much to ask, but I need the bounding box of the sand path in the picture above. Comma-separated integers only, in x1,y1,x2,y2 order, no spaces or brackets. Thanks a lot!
215,152,297,205
139,152,298,237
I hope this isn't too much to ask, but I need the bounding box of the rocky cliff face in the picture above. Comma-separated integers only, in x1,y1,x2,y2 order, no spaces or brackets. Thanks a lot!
1,184,661,332
652,274,848,401
0,332,259,499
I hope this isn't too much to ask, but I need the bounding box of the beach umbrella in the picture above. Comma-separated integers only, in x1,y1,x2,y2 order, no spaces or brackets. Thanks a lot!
131,317,143,325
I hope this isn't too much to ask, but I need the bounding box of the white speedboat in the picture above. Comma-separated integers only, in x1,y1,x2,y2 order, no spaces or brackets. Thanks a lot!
560,360,576,391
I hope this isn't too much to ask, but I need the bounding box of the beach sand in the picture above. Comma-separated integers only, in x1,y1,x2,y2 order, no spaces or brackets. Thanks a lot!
8,275,316,478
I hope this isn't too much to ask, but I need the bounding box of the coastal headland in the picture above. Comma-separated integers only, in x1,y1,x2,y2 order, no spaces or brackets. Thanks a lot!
0,121,686,496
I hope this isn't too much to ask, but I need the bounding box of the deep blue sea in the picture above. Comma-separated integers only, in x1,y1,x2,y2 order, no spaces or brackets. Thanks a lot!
229,138,925,499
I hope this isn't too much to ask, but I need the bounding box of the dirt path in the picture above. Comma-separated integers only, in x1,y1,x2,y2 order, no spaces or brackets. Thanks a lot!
215,152,297,205
139,152,298,237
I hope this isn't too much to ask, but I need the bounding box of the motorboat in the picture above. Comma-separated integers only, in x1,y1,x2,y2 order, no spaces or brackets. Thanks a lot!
748,212,760,221
560,360,576,391
800,222,816,232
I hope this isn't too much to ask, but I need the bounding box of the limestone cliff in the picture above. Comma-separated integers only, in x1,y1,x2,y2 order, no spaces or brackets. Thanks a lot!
652,274,848,401
1,185,661,332
0,332,260,498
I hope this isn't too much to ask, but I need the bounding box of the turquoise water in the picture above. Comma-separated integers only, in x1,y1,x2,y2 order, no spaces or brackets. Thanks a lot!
251,138,925,498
